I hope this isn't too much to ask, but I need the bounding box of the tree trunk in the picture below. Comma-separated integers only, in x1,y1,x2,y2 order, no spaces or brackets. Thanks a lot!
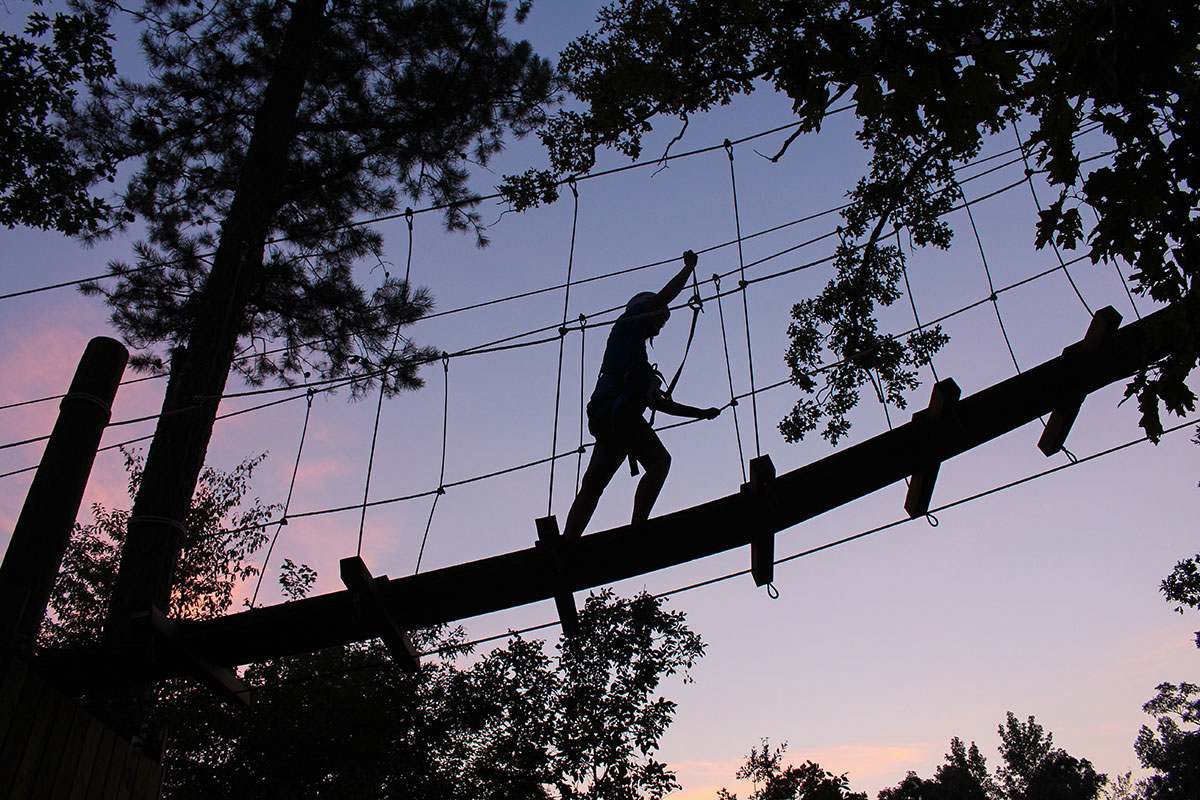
105,0,327,662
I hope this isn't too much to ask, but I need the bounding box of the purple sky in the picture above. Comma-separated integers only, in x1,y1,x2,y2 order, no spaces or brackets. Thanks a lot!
2,4,1198,796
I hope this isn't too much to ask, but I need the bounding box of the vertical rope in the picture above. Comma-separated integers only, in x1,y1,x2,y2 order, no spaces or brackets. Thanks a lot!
575,313,588,496
896,229,941,384
357,208,415,556
954,178,1077,463
713,274,748,483
547,178,580,516
866,367,938,526
250,389,314,607
415,353,450,574
724,139,762,459
1011,122,1093,316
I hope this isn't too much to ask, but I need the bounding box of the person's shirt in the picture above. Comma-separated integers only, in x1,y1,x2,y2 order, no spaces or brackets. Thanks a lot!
590,298,661,414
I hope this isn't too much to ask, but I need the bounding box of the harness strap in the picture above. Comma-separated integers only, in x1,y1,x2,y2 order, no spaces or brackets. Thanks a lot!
633,271,704,477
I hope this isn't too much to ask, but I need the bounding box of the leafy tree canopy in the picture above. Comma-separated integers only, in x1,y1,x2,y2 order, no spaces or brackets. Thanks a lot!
0,1,117,234
717,740,868,800
69,0,553,388
501,0,1200,444
41,448,275,650
1136,521,1200,800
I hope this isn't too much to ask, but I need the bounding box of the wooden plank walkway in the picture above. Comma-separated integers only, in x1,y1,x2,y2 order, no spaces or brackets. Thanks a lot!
177,301,1191,667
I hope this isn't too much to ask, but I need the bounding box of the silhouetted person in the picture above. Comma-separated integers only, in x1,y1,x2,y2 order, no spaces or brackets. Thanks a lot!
562,250,721,538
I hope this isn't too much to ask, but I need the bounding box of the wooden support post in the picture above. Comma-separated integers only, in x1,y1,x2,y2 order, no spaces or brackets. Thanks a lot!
534,516,579,636
339,557,420,672
905,379,962,518
741,455,777,587
1038,306,1123,457
132,607,251,706
0,337,128,656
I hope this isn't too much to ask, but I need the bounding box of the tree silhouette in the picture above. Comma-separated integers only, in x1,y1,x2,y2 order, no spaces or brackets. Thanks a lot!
501,0,1200,445
55,0,554,686
717,740,867,800
44,453,707,799
1136,516,1200,800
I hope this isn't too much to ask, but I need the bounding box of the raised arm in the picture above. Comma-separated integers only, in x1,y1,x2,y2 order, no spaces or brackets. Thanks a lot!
654,250,699,307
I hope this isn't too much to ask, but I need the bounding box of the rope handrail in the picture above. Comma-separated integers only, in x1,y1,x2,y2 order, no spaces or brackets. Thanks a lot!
198,252,1090,536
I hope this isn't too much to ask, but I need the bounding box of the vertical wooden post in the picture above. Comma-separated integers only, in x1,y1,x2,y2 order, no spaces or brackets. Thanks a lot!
904,378,961,518
535,516,579,636
1038,306,1122,456
742,455,777,587
0,337,128,655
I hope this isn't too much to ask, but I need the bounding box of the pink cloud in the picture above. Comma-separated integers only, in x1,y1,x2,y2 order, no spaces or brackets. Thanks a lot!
294,456,352,488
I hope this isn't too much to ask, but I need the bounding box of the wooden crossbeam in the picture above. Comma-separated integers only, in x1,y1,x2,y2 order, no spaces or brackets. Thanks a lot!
534,516,579,636
741,455,777,587
132,607,250,706
904,379,962,518
339,556,420,672
1038,306,1122,456
171,301,1188,669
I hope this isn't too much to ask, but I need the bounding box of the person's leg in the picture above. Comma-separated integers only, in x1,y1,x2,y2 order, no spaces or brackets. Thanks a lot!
561,439,625,538
629,425,671,527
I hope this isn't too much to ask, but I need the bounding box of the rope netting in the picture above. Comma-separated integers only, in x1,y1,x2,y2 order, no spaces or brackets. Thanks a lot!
0,117,1154,625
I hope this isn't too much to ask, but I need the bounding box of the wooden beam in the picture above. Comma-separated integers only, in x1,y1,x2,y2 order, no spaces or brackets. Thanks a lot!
172,301,1189,668
742,455,777,587
132,607,250,706
339,556,420,672
1038,306,1122,456
534,516,579,637
904,379,962,518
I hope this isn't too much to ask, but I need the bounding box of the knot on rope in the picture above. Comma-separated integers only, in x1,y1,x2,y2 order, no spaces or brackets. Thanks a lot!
435,486,446,496
279,516,289,527
577,445,587,454
712,273,722,289
305,387,316,402
765,582,780,599
687,293,704,312
578,312,588,329
729,398,739,407
737,278,748,289
404,206,414,230
1024,168,1035,177
988,292,998,303
925,513,939,527
567,175,579,198
557,326,569,337
722,138,734,158
441,351,451,370
1062,446,1079,464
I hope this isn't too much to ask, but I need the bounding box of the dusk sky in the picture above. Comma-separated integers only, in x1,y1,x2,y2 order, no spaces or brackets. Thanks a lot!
1,3,1197,797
